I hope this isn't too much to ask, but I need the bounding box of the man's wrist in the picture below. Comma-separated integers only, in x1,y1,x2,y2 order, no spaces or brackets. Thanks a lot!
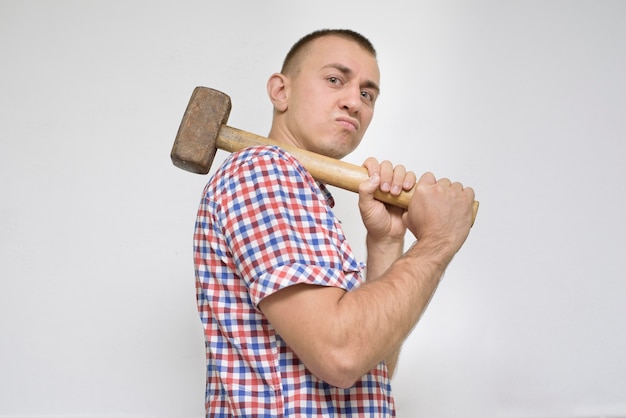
366,233,404,249
403,238,454,276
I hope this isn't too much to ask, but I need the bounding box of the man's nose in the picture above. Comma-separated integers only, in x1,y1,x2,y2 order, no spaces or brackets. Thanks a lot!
339,85,362,113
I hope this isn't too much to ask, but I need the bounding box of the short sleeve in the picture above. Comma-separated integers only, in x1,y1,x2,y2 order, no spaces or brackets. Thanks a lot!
212,146,363,306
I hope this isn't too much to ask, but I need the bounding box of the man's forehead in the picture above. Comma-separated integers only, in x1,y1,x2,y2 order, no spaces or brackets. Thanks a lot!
309,35,374,58
306,36,380,79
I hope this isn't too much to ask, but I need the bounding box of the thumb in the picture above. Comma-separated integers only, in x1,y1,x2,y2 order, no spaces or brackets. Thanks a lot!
360,171,380,195
417,171,436,186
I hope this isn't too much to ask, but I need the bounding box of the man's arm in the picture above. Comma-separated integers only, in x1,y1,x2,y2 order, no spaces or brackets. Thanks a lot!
259,169,475,388
258,236,448,388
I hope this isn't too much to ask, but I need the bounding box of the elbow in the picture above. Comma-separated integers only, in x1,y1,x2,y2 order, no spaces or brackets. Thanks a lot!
311,347,368,389
322,371,360,390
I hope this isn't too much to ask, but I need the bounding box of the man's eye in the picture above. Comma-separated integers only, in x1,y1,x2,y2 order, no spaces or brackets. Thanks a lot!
328,77,340,84
361,91,373,101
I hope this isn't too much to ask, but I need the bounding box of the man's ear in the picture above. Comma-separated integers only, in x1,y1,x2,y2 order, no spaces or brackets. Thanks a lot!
267,73,289,112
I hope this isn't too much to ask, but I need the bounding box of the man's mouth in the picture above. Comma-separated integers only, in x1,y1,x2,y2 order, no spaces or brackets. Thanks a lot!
336,117,358,132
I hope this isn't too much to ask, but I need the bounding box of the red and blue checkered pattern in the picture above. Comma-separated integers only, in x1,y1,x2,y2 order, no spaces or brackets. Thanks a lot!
194,146,395,417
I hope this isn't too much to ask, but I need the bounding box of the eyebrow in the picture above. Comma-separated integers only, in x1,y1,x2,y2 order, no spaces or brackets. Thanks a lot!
323,63,380,94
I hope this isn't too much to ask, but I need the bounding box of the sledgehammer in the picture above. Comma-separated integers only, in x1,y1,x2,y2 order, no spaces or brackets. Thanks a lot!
170,87,478,225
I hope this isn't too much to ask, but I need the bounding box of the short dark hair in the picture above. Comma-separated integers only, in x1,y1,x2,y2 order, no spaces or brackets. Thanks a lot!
281,29,377,75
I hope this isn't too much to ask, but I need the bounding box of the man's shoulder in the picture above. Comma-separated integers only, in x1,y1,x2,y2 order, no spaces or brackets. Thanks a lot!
217,145,309,181
233,145,301,166
204,145,316,199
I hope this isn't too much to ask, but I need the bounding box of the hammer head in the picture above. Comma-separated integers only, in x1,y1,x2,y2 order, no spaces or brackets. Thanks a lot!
170,87,232,174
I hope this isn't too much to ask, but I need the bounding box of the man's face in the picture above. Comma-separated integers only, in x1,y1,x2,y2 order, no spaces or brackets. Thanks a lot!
282,36,380,159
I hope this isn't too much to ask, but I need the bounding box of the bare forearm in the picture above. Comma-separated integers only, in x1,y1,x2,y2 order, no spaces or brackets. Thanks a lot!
260,239,454,388
365,234,404,377
365,234,404,281
334,240,448,383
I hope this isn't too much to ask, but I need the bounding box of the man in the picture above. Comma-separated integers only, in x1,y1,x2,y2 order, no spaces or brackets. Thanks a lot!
193,29,475,417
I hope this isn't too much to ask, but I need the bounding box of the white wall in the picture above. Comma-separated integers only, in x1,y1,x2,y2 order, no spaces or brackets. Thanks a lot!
1,1,625,417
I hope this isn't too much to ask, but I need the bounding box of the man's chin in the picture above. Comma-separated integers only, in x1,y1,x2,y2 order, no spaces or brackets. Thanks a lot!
325,140,360,160
321,148,352,160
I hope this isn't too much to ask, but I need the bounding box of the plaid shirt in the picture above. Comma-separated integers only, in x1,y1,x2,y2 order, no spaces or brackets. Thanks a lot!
194,146,395,417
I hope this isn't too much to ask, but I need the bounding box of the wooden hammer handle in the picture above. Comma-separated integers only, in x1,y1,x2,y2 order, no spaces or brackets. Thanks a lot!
217,125,479,225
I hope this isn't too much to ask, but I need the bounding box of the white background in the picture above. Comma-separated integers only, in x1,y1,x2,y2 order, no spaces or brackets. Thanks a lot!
1,1,625,417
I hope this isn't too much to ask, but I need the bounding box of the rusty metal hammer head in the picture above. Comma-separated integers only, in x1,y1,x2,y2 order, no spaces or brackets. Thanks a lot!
170,87,232,174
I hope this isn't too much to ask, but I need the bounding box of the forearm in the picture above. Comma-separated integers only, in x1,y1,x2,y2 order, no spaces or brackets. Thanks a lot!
259,238,451,388
365,234,404,280
333,239,448,384
365,234,404,377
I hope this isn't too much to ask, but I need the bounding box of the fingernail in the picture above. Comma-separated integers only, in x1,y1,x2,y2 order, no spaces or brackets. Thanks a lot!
370,173,380,185
391,185,401,195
